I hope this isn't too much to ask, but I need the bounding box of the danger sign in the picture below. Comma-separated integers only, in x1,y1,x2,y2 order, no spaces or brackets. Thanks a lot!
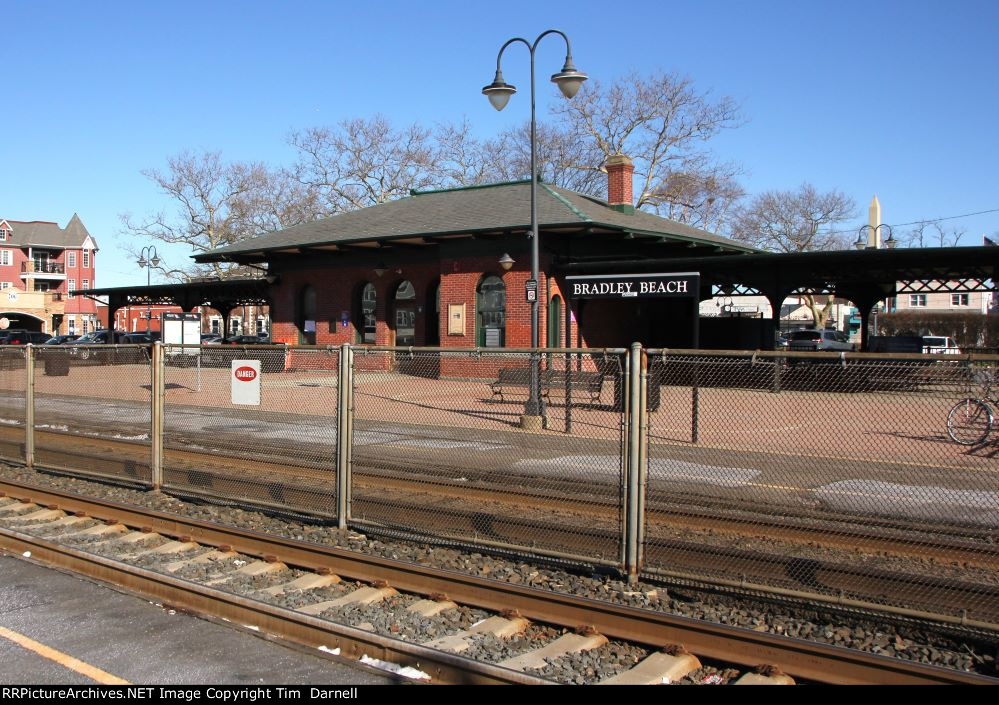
234,366,258,381
231,360,261,405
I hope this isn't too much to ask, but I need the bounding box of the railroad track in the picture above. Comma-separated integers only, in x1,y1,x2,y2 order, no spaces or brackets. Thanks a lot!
0,478,992,685
2,425,998,625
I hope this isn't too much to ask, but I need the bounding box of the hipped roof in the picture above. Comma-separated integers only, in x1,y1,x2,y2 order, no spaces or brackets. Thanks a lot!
196,180,754,263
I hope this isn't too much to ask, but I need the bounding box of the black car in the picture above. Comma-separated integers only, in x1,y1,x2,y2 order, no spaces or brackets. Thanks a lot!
2,331,51,345
44,334,81,345
69,330,139,363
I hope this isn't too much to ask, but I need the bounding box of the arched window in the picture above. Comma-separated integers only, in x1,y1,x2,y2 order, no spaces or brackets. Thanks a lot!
394,280,416,346
298,285,317,344
356,282,377,344
477,275,506,347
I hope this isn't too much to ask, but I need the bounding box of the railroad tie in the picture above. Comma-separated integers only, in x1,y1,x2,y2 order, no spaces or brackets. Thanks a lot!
131,540,201,557
421,616,529,653
164,550,238,573
5,508,64,523
734,671,796,685
24,515,90,531
406,599,458,618
260,573,341,597
497,632,608,672
204,559,288,585
61,522,128,538
598,651,702,685
89,530,162,551
0,502,39,516
296,585,398,616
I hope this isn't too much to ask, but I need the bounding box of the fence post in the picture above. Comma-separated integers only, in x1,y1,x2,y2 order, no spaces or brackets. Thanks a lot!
25,345,34,469
337,343,353,529
624,342,644,583
150,342,164,490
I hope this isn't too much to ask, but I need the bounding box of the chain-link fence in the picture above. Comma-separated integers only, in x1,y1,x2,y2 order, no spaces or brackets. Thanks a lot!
161,344,339,519
3,340,997,624
31,345,153,484
348,347,627,566
0,346,26,463
644,349,999,622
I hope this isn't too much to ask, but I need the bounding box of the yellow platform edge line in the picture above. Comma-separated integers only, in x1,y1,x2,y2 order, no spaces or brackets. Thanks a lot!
0,625,131,685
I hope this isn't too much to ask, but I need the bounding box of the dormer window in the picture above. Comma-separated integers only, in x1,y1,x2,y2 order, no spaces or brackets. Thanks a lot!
0,228,8,241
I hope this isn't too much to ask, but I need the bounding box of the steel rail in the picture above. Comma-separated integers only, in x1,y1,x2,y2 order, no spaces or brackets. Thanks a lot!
0,527,547,686
0,478,993,685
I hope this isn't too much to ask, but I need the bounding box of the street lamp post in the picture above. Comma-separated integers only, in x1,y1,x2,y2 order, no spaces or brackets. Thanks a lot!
483,30,587,427
137,245,161,334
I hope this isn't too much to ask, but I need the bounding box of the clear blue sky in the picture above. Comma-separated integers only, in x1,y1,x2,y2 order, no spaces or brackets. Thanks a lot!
2,0,997,289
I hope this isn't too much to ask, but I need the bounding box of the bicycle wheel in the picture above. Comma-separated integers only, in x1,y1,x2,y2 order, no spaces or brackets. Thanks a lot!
947,398,994,445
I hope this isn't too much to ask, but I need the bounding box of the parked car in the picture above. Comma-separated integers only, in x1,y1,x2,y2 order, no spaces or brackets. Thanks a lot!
225,335,271,345
43,335,81,345
0,329,28,344
2,331,51,345
200,333,224,344
68,330,136,362
922,335,960,355
120,333,155,344
787,329,854,352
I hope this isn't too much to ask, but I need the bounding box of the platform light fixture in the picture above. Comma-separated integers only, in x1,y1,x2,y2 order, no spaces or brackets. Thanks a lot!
483,30,586,427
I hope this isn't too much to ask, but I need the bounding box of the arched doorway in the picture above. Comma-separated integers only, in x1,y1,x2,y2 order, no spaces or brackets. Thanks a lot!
392,281,416,346
476,275,506,347
425,279,440,346
548,295,562,347
298,285,317,344
355,282,377,344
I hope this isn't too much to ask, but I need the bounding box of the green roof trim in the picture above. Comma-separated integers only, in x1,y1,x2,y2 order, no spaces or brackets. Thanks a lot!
410,178,536,196
540,183,591,222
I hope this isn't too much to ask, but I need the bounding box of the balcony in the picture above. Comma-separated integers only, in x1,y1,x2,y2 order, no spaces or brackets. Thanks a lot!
20,261,66,279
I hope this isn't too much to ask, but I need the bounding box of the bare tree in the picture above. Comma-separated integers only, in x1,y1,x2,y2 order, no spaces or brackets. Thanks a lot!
289,116,445,214
289,72,745,231
549,71,744,230
120,151,308,280
904,220,966,248
729,184,856,328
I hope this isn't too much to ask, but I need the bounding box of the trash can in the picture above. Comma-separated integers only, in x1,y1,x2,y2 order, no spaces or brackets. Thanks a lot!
43,349,70,376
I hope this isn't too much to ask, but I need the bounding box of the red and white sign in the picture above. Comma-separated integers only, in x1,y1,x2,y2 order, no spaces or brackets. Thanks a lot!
231,360,261,405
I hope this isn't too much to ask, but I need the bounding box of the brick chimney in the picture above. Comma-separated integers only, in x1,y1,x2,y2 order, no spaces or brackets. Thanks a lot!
604,154,635,214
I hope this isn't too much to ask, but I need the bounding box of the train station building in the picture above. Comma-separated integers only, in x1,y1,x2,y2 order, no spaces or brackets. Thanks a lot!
79,156,998,354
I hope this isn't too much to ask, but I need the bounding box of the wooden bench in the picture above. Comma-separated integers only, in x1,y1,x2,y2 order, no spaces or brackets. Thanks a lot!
548,370,605,403
490,368,552,402
490,368,605,404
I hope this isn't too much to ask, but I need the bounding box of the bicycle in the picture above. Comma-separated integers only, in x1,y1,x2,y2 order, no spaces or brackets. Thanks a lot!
947,367,998,445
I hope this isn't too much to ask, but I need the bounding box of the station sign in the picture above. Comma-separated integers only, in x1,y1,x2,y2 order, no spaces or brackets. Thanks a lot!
565,272,700,299
231,359,261,406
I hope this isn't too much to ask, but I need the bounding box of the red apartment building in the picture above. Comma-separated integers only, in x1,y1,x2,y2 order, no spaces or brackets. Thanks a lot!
0,215,99,335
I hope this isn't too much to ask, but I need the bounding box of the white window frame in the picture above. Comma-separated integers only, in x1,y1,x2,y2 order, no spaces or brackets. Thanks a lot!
68,279,76,296
82,250,90,268
0,250,11,266
909,294,927,308
67,251,77,268
0,228,8,241
951,294,969,307
82,279,89,291
0,282,10,290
